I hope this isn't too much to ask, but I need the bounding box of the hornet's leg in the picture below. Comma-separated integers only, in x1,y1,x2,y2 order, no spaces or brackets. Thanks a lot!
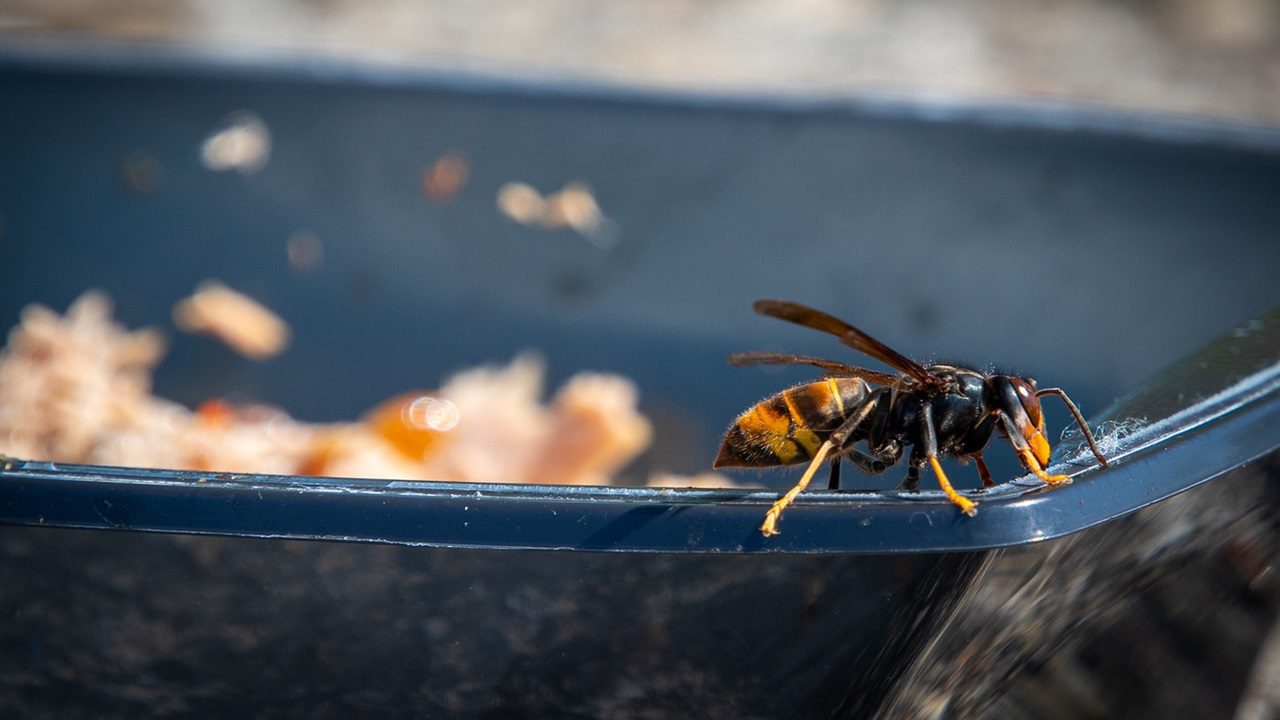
831,444,895,489
974,454,994,488
761,402,875,537
922,400,978,516
843,446,890,474
999,415,1072,485
760,439,833,537
1018,450,1072,485
899,463,921,492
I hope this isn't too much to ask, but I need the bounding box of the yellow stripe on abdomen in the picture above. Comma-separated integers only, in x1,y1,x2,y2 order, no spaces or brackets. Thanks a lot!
719,379,871,467
827,378,844,415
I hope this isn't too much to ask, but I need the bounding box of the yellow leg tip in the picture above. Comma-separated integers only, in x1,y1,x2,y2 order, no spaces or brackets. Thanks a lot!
928,455,978,518
756,439,836,538
1019,449,1074,487
760,509,781,537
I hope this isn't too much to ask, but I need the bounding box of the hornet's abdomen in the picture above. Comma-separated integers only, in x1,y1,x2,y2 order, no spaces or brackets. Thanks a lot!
715,377,871,468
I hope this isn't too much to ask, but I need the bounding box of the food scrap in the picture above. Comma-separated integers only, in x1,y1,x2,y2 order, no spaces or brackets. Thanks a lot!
200,112,271,174
422,151,470,203
173,281,291,360
496,181,615,247
0,293,662,486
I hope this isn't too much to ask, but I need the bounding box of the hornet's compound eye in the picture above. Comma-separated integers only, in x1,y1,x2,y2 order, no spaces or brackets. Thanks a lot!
1009,377,1043,431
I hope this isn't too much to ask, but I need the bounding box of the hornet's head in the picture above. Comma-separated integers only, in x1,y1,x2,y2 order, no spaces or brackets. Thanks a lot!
988,375,1051,469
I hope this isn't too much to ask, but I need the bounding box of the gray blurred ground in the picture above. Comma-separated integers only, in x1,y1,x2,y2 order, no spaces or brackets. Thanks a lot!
2,0,1280,124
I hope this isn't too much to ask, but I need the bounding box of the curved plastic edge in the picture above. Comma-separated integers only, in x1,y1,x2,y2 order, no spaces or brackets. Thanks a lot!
0,365,1277,554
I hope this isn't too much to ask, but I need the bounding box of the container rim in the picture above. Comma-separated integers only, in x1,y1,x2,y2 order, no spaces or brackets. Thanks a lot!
1,360,1276,554
3,37,1280,156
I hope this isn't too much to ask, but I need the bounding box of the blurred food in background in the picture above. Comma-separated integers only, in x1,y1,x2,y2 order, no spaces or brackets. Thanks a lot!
0,291,676,487
497,181,615,248
422,151,470,204
199,112,271,174
172,281,290,360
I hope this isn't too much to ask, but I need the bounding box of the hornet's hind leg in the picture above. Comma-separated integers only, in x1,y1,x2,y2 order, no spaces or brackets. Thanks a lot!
761,405,879,536
760,440,835,537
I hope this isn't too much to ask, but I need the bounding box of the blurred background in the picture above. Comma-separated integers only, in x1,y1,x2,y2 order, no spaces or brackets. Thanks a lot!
3,0,1280,124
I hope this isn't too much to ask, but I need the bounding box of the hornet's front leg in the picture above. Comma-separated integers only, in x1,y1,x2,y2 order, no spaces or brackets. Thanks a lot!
999,414,1072,486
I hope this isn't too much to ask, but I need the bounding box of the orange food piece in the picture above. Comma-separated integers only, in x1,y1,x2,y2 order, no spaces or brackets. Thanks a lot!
196,398,235,428
366,391,459,462
296,431,342,477
422,151,470,203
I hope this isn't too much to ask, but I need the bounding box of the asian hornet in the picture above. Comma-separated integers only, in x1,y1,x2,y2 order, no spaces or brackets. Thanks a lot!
714,300,1108,536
